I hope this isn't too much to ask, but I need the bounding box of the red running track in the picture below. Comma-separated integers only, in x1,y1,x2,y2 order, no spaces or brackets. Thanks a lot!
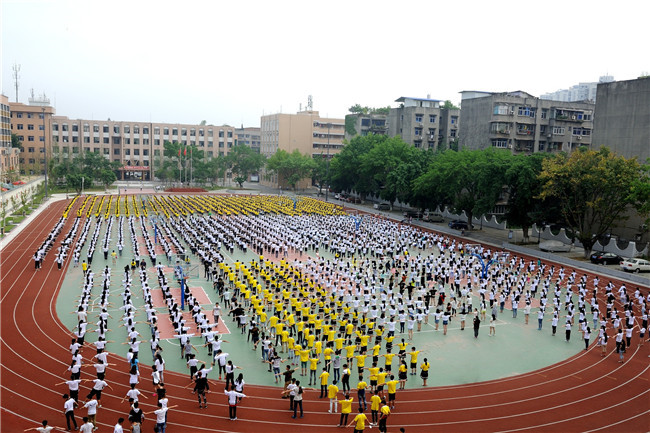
1,199,649,432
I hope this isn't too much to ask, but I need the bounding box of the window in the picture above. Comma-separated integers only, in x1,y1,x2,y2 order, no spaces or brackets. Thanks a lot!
361,118,370,127
40,136,45,142
134,149,140,156
62,124,68,132
552,126,565,135
163,127,169,135
539,125,547,134
93,137,99,144
103,137,109,144
113,149,120,155
190,128,196,136
493,105,509,115
28,136,35,142
103,148,109,155
415,114,423,123
227,131,233,138
172,128,178,135
124,138,130,144
113,137,121,145
27,113,33,118
84,137,90,143
143,138,149,145
429,115,437,123
154,149,161,156
450,129,457,137
54,136,59,143
154,139,160,146
414,128,423,136
208,129,213,137
143,126,149,134
541,109,548,119
72,124,79,132
28,147,35,153
27,124,34,130
94,148,100,153
143,149,149,156
93,125,99,133
219,130,224,138
62,148,68,154
52,124,58,131
17,124,24,130
154,127,160,135
124,125,130,134
134,138,139,145
113,125,119,134
517,106,536,117
134,125,140,134
583,113,592,121
181,128,187,136
451,116,458,124
83,124,90,132
125,149,131,155
16,113,22,118
199,129,204,136
219,142,224,148
491,139,509,148
103,125,109,133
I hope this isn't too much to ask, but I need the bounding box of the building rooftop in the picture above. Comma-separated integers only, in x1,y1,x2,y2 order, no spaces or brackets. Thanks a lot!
394,96,442,103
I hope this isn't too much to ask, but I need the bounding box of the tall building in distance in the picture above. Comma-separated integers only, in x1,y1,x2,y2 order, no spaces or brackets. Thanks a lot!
235,126,261,153
1,94,21,182
9,95,55,176
541,75,614,102
49,116,236,180
387,96,459,150
344,112,388,141
260,110,344,188
459,90,595,154
592,77,650,162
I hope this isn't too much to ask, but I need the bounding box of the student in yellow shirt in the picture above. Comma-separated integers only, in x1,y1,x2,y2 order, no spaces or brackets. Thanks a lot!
398,361,408,390
327,380,339,413
420,357,431,386
318,367,330,398
308,355,320,386
337,394,353,427
348,407,369,432
408,347,423,375
366,363,380,392
379,401,391,431
344,343,356,365
385,375,399,409
369,390,382,425
298,347,310,376
356,375,369,411
381,352,397,373
376,368,388,399
354,353,368,375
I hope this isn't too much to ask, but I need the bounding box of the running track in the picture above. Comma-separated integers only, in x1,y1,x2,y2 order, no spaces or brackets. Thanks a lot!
1,199,648,432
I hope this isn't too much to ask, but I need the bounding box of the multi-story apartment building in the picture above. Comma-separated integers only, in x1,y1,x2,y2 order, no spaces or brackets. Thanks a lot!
344,113,388,141
459,91,595,154
260,110,344,188
592,77,650,162
235,126,261,153
541,75,614,102
50,116,236,180
387,96,459,151
1,94,21,182
9,97,55,175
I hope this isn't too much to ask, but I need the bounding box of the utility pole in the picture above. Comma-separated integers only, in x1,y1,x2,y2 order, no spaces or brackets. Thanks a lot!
12,63,20,102
42,107,48,199
325,122,331,202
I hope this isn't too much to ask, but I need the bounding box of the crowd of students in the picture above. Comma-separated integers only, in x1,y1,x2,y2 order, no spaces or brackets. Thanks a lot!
34,194,648,432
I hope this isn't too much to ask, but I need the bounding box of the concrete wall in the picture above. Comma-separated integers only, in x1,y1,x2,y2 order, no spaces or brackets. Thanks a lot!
0,177,44,215
593,77,650,163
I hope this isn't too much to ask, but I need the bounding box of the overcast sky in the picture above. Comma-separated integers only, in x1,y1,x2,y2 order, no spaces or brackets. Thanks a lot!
2,0,648,127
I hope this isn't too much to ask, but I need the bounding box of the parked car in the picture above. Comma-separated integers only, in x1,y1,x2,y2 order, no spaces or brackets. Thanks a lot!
423,212,444,222
374,203,390,210
589,251,622,265
539,240,572,252
403,209,424,219
619,258,650,273
448,220,471,230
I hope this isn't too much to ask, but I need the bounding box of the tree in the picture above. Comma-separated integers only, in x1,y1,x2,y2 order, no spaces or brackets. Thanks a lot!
266,149,316,190
414,149,509,228
329,135,381,194
503,153,552,241
442,100,459,110
227,145,266,187
538,147,649,257
11,133,21,148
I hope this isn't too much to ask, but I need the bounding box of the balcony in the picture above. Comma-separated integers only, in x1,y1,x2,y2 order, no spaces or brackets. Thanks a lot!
516,129,534,136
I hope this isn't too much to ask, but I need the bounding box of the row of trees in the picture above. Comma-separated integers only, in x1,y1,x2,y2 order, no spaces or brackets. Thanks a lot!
328,134,650,257
51,152,119,192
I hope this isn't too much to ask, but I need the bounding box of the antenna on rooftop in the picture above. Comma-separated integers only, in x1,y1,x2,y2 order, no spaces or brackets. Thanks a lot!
307,95,313,111
12,63,21,102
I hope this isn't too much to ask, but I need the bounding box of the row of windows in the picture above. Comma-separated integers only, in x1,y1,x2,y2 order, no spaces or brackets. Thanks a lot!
13,124,45,131
52,123,234,138
14,135,44,142
12,112,45,119
414,114,437,123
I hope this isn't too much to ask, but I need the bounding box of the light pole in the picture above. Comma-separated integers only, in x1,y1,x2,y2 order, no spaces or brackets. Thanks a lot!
324,122,331,202
42,107,48,199
81,176,85,196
